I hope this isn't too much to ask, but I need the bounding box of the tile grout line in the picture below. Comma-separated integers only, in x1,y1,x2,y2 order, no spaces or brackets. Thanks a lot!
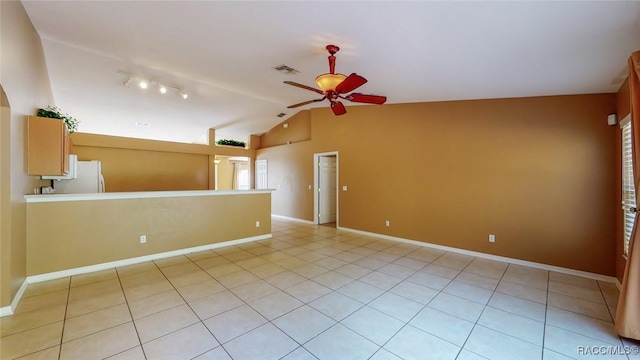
449,254,488,360
8,221,625,360
541,266,550,359
187,247,282,358
177,253,237,360
264,232,413,358
56,277,71,360
114,261,157,360
456,261,512,360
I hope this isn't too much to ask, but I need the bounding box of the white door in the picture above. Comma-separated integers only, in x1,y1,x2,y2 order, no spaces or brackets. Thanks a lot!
255,160,267,189
318,156,337,224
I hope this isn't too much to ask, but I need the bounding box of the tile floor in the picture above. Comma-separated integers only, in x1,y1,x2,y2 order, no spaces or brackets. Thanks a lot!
1,219,639,360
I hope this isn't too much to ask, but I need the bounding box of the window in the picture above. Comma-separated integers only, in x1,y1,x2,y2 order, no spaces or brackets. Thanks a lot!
622,118,635,257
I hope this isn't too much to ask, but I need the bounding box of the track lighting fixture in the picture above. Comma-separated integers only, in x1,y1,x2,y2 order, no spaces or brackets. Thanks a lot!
117,71,188,100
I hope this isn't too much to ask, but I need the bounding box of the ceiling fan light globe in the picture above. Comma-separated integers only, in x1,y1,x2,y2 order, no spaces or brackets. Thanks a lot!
315,73,346,92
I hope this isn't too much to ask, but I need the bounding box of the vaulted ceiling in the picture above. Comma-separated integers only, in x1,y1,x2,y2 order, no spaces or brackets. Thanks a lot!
21,1,640,144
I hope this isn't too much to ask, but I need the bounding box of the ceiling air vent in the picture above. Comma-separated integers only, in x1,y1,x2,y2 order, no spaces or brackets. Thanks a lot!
274,64,300,75
277,113,286,118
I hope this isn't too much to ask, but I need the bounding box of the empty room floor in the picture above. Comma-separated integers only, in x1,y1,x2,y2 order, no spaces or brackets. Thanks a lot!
1,218,639,360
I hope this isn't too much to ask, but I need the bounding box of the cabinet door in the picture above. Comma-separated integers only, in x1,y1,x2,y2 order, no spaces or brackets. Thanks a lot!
27,116,69,176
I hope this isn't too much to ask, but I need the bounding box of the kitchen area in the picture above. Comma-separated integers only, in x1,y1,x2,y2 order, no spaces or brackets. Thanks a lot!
40,155,104,194
24,116,272,280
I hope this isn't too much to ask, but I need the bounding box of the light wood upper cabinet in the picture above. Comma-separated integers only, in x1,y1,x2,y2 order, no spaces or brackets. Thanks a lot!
27,116,70,176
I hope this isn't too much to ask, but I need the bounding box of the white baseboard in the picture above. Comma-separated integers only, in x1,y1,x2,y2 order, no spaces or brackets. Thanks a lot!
0,279,28,317
27,234,272,284
615,279,623,291
271,214,315,225
338,226,618,284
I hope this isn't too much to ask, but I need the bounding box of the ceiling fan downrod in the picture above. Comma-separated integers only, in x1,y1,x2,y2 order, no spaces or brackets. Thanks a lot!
326,45,339,74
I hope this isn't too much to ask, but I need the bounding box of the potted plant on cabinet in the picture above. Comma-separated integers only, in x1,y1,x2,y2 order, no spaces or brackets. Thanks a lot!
37,106,79,133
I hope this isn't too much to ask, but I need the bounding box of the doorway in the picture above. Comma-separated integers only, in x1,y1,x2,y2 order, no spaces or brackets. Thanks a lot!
214,156,250,190
314,151,338,227
255,159,267,189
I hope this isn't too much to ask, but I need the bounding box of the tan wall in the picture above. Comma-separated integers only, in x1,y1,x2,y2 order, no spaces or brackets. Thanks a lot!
216,157,234,190
71,132,257,192
259,111,311,148
75,147,209,192
0,1,55,307
258,94,618,275
616,78,630,281
26,192,271,275
260,141,316,220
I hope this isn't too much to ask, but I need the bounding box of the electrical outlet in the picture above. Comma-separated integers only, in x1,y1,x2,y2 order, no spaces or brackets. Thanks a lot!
256,221,260,228
385,220,390,227
489,234,495,243
140,235,146,244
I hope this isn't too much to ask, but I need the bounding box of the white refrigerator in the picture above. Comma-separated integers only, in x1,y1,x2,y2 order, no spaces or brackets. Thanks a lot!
53,160,105,193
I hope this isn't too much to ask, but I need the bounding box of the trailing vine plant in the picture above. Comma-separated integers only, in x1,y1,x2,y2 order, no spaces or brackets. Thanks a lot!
37,106,80,133
216,139,246,148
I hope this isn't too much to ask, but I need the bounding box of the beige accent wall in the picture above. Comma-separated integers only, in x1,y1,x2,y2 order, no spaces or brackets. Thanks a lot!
75,146,209,192
216,157,234,190
0,1,55,307
257,94,618,275
26,192,271,275
259,111,311,148
71,131,258,192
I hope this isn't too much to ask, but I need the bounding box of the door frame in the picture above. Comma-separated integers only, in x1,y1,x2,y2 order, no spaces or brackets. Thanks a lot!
313,151,339,226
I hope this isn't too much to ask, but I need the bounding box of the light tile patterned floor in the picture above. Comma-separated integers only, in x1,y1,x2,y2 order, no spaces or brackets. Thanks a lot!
1,219,639,359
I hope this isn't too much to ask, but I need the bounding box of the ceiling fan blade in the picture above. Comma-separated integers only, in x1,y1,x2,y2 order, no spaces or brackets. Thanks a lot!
347,93,387,105
335,73,367,94
331,101,346,116
287,98,324,109
283,81,324,95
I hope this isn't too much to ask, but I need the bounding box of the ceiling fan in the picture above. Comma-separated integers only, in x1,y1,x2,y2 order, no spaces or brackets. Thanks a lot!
284,45,387,116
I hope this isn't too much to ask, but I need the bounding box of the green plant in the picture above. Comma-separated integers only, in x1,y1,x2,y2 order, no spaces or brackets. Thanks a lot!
37,106,79,133
216,139,246,148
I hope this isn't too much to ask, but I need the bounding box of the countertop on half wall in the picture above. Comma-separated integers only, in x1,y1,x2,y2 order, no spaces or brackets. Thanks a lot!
25,189,274,202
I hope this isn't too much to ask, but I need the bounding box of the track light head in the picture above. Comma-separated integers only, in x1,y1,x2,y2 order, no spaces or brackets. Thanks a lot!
118,71,186,99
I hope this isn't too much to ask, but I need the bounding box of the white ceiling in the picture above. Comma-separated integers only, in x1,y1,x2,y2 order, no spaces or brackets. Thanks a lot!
21,1,640,144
